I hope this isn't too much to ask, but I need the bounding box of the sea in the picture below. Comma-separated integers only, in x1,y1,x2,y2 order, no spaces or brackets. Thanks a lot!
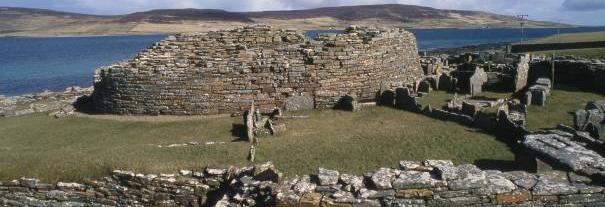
2,27,605,96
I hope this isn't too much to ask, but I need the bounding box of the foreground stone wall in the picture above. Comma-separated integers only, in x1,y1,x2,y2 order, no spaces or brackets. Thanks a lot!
2,161,604,206
92,25,423,115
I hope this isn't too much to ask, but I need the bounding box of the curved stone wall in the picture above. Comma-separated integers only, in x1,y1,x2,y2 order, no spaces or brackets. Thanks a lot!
92,25,423,115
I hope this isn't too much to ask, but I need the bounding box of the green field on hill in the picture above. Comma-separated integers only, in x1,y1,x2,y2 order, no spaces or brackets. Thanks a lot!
532,48,605,59
527,31,605,44
0,107,515,182
525,31,605,59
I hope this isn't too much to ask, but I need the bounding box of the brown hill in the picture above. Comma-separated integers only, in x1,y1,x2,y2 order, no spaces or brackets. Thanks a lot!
0,4,569,37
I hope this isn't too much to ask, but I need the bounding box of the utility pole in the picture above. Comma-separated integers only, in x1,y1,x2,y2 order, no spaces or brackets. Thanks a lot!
516,14,529,42
554,19,562,43
551,53,556,87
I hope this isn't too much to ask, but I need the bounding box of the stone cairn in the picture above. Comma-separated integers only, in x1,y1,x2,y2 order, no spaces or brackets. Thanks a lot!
3,161,605,206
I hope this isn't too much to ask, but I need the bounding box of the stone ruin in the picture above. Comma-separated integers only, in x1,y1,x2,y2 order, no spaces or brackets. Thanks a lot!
523,78,552,106
91,25,423,115
531,57,605,94
421,53,530,96
574,100,605,140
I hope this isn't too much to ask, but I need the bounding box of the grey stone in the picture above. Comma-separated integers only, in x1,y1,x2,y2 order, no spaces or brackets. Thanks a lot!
284,94,314,111
393,171,443,189
371,168,398,189
523,133,605,177
424,160,458,181
318,168,340,186
293,175,316,194
532,177,578,195
253,162,281,182
340,174,365,192
19,178,39,188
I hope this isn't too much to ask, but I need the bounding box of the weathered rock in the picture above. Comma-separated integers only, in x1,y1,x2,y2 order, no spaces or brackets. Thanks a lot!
253,162,281,182
293,175,316,194
524,132,605,177
395,189,433,198
339,174,364,192
299,193,322,207
496,190,531,205
532,177,578,195
392,171,442,190
425,160,458,181
318,168,340,186
371,168,397,190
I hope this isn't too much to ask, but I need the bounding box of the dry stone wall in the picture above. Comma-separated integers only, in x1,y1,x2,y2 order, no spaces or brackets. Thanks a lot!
4,161,605,207
92,25,423,115
531,58,605,94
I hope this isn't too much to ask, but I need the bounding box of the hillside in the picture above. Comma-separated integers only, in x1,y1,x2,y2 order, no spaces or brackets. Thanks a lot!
0,4,568,37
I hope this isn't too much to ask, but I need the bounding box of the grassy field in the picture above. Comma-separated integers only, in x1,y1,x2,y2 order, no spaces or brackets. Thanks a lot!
0,107,515,182
526,86,605,130
526,31,605,44
532,48,605,59
523,31,605,59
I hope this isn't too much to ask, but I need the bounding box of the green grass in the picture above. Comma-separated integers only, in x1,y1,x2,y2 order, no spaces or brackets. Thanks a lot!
417,90,454,108
0,107,515,182
532,48,605,59
526,86,605,130
526,31,605,44
521,31,605,59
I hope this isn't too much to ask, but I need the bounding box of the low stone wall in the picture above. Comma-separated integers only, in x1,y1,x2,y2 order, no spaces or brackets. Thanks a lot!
92,25,423,115
531,59,605,94
3,161,605,206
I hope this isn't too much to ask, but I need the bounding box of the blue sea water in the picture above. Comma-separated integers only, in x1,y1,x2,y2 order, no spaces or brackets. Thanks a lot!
0,35,165,96
2,27,605,96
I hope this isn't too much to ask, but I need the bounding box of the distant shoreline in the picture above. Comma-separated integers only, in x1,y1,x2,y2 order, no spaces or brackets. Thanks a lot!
0,33,169,38
2,26,601,38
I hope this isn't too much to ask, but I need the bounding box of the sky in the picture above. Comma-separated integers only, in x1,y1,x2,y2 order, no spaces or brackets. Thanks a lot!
2,0,605,26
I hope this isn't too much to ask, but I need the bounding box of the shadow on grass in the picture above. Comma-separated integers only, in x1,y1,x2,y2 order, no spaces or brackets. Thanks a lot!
463,126,538,172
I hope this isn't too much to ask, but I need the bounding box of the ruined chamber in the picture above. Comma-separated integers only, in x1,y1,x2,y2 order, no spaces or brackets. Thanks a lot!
92,25,423,115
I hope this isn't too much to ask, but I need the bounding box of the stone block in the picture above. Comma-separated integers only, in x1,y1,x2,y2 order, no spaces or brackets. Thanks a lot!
417,80,432,94
299,193,323,207
395,189,433,198
318,168,340,186
495,190,530,205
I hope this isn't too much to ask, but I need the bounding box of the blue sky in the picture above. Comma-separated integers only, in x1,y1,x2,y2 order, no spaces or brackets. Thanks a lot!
2,0,605,26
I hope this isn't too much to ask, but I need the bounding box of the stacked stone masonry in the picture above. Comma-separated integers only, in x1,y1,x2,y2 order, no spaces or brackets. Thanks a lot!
92,25,423,115
3,161,605,206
